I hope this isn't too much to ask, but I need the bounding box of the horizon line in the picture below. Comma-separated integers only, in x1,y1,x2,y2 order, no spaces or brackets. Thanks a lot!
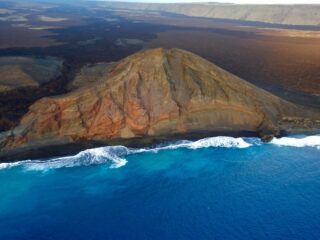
94,0,320,5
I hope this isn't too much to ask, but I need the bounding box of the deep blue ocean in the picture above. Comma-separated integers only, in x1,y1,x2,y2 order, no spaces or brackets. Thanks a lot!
0,135,319,240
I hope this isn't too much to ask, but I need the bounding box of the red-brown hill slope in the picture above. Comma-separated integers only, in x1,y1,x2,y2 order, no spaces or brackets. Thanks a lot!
1,48,319,160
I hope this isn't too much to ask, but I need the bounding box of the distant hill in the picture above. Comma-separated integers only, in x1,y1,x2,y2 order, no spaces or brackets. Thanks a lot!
100,2,320,26
0,57,63,92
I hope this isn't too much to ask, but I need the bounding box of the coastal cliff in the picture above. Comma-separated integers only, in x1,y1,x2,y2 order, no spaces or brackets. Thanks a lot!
0,48,319,161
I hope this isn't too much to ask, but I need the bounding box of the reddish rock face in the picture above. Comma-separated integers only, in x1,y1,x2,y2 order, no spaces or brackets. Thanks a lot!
2,48,319,153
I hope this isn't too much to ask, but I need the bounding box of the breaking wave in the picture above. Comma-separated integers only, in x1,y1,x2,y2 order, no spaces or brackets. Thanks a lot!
0,146,129,171
270,135,320,149
132,136,252,154
0,135,319,171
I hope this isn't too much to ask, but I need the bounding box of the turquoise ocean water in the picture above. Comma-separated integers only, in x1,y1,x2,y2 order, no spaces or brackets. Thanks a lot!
0,135,319,240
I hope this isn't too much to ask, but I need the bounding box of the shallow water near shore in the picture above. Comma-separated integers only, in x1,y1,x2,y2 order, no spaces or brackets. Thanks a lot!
0,135,320,240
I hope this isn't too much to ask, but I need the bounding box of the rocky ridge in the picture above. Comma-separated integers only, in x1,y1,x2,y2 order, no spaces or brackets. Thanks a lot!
0,48,319,161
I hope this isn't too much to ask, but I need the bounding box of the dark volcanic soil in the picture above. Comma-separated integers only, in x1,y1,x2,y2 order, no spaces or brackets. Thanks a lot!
0,1,319,131
148,30,320,102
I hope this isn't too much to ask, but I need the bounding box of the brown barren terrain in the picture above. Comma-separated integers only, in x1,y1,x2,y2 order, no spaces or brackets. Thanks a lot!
0,0,319,136
148,31,320,95
1,48,319,161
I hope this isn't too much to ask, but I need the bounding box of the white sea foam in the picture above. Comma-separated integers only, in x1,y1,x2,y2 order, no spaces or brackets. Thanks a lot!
0,161,24,170
270,135,320,149
0,135,318,171
133,136,252,154
26,146,129,171
0,146,129,171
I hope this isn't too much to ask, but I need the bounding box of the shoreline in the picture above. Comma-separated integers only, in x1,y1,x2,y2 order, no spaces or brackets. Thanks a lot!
1,129,319,163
